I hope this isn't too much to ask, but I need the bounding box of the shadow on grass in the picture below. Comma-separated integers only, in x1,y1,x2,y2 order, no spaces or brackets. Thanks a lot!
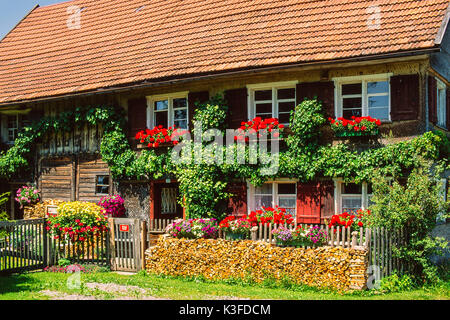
0,272,46,296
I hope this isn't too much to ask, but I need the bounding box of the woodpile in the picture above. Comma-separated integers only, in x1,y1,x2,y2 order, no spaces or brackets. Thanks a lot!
146,237,368,291
23,200,65,220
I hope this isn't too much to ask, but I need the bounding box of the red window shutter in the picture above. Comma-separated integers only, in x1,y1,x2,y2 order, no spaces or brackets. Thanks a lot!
390,74,420,121
127,97,147,138
226,182,247,217
188,91,210,127
296,181,334,224
224,88,248,129
428,76,438,124
296,82,335,118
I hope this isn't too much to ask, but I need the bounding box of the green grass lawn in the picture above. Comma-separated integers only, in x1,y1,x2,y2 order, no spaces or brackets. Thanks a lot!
0,271,449,300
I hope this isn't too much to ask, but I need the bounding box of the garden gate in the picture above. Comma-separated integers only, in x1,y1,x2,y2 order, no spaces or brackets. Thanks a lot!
108,218,142,272
0,218,46,274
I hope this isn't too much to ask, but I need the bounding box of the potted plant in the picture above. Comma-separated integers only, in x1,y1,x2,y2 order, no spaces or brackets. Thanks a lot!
97,195,126,218
135,125,186,149
304,226,328,247
234,117,285,142
271,226,294,247
329,116,381,137
219,216,252,240
15,185,40,218
165,218,218,239
247,206,294,226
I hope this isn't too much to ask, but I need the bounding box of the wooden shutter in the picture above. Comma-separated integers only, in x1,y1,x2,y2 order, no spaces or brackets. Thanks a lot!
188,91,210,127
428,76,438,124
127,97,147,139
224,88,248,129
226,182,247,217
296,180,334,224
296,81,335,118
390,74,420,121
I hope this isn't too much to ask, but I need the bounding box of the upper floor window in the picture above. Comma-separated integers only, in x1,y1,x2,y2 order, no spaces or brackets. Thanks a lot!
334,74,391,121
248,181,297,216
437,79,447,128
147,92,188,130
2,113,31,144
247,81,298,125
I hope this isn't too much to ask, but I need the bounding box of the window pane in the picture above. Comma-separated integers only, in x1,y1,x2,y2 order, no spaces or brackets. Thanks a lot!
155,112,168,127
277,88,295,100
278,183,296,194
96,186,109,194
255,184,272,195
278,101,295,113
343,97,362,109
279,196,296,216
278,113,290,124
368,107,389,120
367,81,388,94
174,120,187,129
343,109,362,118
155,100,168,111
7,116,17,129
342,83,362,95
97,176,109,185
342,183,362,194
342,197,362,213
255,90,272,101
174,109,187,120
368,95,389,108
255,103,272,115
173,98,187,109
255,195,273,209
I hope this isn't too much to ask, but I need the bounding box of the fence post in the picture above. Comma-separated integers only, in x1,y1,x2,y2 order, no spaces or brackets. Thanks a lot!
108,218,115,271
351,231,358,249
251,226,258,241
141,220,147,271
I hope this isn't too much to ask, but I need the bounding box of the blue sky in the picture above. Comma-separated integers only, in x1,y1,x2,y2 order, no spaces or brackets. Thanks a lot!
0,0,66,40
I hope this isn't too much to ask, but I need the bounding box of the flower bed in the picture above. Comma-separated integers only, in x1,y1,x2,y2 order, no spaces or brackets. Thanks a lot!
165,218,218,239
329,116,381,137
46,201,108,243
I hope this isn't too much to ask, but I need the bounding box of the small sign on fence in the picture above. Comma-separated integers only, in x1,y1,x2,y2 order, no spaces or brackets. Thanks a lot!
119,224,130,232
46,205,58,216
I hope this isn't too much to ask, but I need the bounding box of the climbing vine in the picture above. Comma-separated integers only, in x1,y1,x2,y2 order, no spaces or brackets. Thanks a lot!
0,97,447,220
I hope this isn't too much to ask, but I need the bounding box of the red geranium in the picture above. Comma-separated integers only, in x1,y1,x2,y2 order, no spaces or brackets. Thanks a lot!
248,206,294,226
328,116,381,136
235,117,284,142
135,125,186,148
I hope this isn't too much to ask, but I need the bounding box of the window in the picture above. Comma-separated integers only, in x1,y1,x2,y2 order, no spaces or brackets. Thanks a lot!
437,79,447,128
4,114,30,144
147,92,188,129
335,181,372,214
161,187,178,214
95,175,110,195
334,74,391,121
249,181,297,216
248,82,297,125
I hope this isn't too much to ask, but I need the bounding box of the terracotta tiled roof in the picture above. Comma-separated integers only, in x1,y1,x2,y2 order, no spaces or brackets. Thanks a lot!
0,0,448,104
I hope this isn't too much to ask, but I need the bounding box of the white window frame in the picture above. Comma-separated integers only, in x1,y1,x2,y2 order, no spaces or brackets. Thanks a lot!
333,179,373,214
247,81,298,125
333,73,392,122
146,91,189,129
1,111,31,145
437,79,447,129
247,179,297,215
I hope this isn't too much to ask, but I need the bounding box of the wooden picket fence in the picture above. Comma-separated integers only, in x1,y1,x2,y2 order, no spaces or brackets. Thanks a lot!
0,218,109,274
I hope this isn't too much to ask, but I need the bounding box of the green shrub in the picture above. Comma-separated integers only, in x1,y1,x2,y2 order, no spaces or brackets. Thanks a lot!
379,273,416,293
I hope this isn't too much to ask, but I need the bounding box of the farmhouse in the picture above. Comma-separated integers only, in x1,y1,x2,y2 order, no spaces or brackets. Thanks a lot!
0,0,448,224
